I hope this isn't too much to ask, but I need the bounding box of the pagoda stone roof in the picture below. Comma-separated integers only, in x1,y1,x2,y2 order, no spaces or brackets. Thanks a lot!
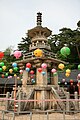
28,26,52,38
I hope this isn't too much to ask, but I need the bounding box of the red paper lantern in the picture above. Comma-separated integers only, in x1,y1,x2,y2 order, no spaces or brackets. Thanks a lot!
38,68,42,72
30,75,34,79
26,63,31,68
70,79,73,83
30,70,34,74
2,74,4,78
0,52,4,59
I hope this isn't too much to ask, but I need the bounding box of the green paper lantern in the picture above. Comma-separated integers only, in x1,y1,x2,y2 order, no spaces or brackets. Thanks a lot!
13,67,18,72
0,68,2,72
78,64,80,70
58,81,61,85
60,47,70,56
5,73,8,77
53,72,58,76
0,62,4,67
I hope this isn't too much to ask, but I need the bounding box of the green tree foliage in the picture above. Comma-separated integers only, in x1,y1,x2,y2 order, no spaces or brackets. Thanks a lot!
18,36,31,53
3,46,15,69
49,21,80,68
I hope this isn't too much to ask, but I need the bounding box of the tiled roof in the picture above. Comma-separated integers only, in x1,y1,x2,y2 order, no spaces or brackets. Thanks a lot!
58,69,80,82
0,77,22,85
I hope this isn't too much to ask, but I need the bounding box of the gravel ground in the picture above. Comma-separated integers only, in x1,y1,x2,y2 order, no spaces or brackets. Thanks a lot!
0,106,80,120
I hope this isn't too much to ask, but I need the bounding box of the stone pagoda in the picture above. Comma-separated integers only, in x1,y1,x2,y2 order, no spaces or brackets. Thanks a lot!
17,12,66,110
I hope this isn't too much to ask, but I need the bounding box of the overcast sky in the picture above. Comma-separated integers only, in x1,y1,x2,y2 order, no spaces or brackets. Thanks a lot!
0,0,80,51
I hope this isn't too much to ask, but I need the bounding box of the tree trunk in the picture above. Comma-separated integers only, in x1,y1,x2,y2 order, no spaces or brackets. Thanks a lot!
76,45,80,60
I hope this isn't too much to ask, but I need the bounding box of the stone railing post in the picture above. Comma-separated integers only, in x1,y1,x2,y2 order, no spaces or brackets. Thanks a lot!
5,92,10,110
66,92,70,111
17,92,22,113
74,92,79,110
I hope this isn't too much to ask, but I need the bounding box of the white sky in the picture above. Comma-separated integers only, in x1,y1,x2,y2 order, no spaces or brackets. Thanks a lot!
0,0,80,51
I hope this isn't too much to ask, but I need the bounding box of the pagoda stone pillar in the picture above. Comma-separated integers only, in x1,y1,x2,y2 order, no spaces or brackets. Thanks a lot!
22,70,28,93
53,74,58,85
36,68,47,85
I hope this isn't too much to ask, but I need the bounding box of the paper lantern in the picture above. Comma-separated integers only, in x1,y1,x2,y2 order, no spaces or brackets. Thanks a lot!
58,63,64,70
42,71,46,75
21,79,23,81
0,62,4,67
62,79,65,82
60,47,70,57
0,68,2,72
78,64,80,70
30,70,34,74
14,74,17,77
34,48,43,57
65,82,67,85
2,74,4,78
41,63,47,69
17,77,20,80
2,66,6,71
12,62,17,67
70,79,74,83
66,69,71,74
19,70,23,74
26,67,30,72
14,50,22,59
9,76,12,78
9,69,13,73
30,75,34,79
26,63,31,68
13,67,18,72
31,79,35,84
58,81,61,85
65,73,70,77
0,52,4,59
51,68,56,73
5,73,8,77
38,68,42,72
53,72,58,76
77,74,80,80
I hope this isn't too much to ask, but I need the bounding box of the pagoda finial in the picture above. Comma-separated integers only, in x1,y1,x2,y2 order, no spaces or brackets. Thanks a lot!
37,12,42,26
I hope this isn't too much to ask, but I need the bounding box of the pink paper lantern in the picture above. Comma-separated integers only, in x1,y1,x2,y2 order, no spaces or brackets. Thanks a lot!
62,79,66,82
51,68,56,73
14,50,22,59
77,74,80,80
41,63,47,69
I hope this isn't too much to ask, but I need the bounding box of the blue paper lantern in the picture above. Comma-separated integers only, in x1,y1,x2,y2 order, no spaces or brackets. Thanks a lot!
12,62,17,67
42,71,46,75
26,67,30,72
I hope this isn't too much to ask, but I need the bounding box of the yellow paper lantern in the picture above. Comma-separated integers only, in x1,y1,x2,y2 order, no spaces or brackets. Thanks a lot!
65,73,70,77
66,69,71,74
2,66,6,71
14,74,17,77
34,49,43,57
58,63,64,70
9,69,13,73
